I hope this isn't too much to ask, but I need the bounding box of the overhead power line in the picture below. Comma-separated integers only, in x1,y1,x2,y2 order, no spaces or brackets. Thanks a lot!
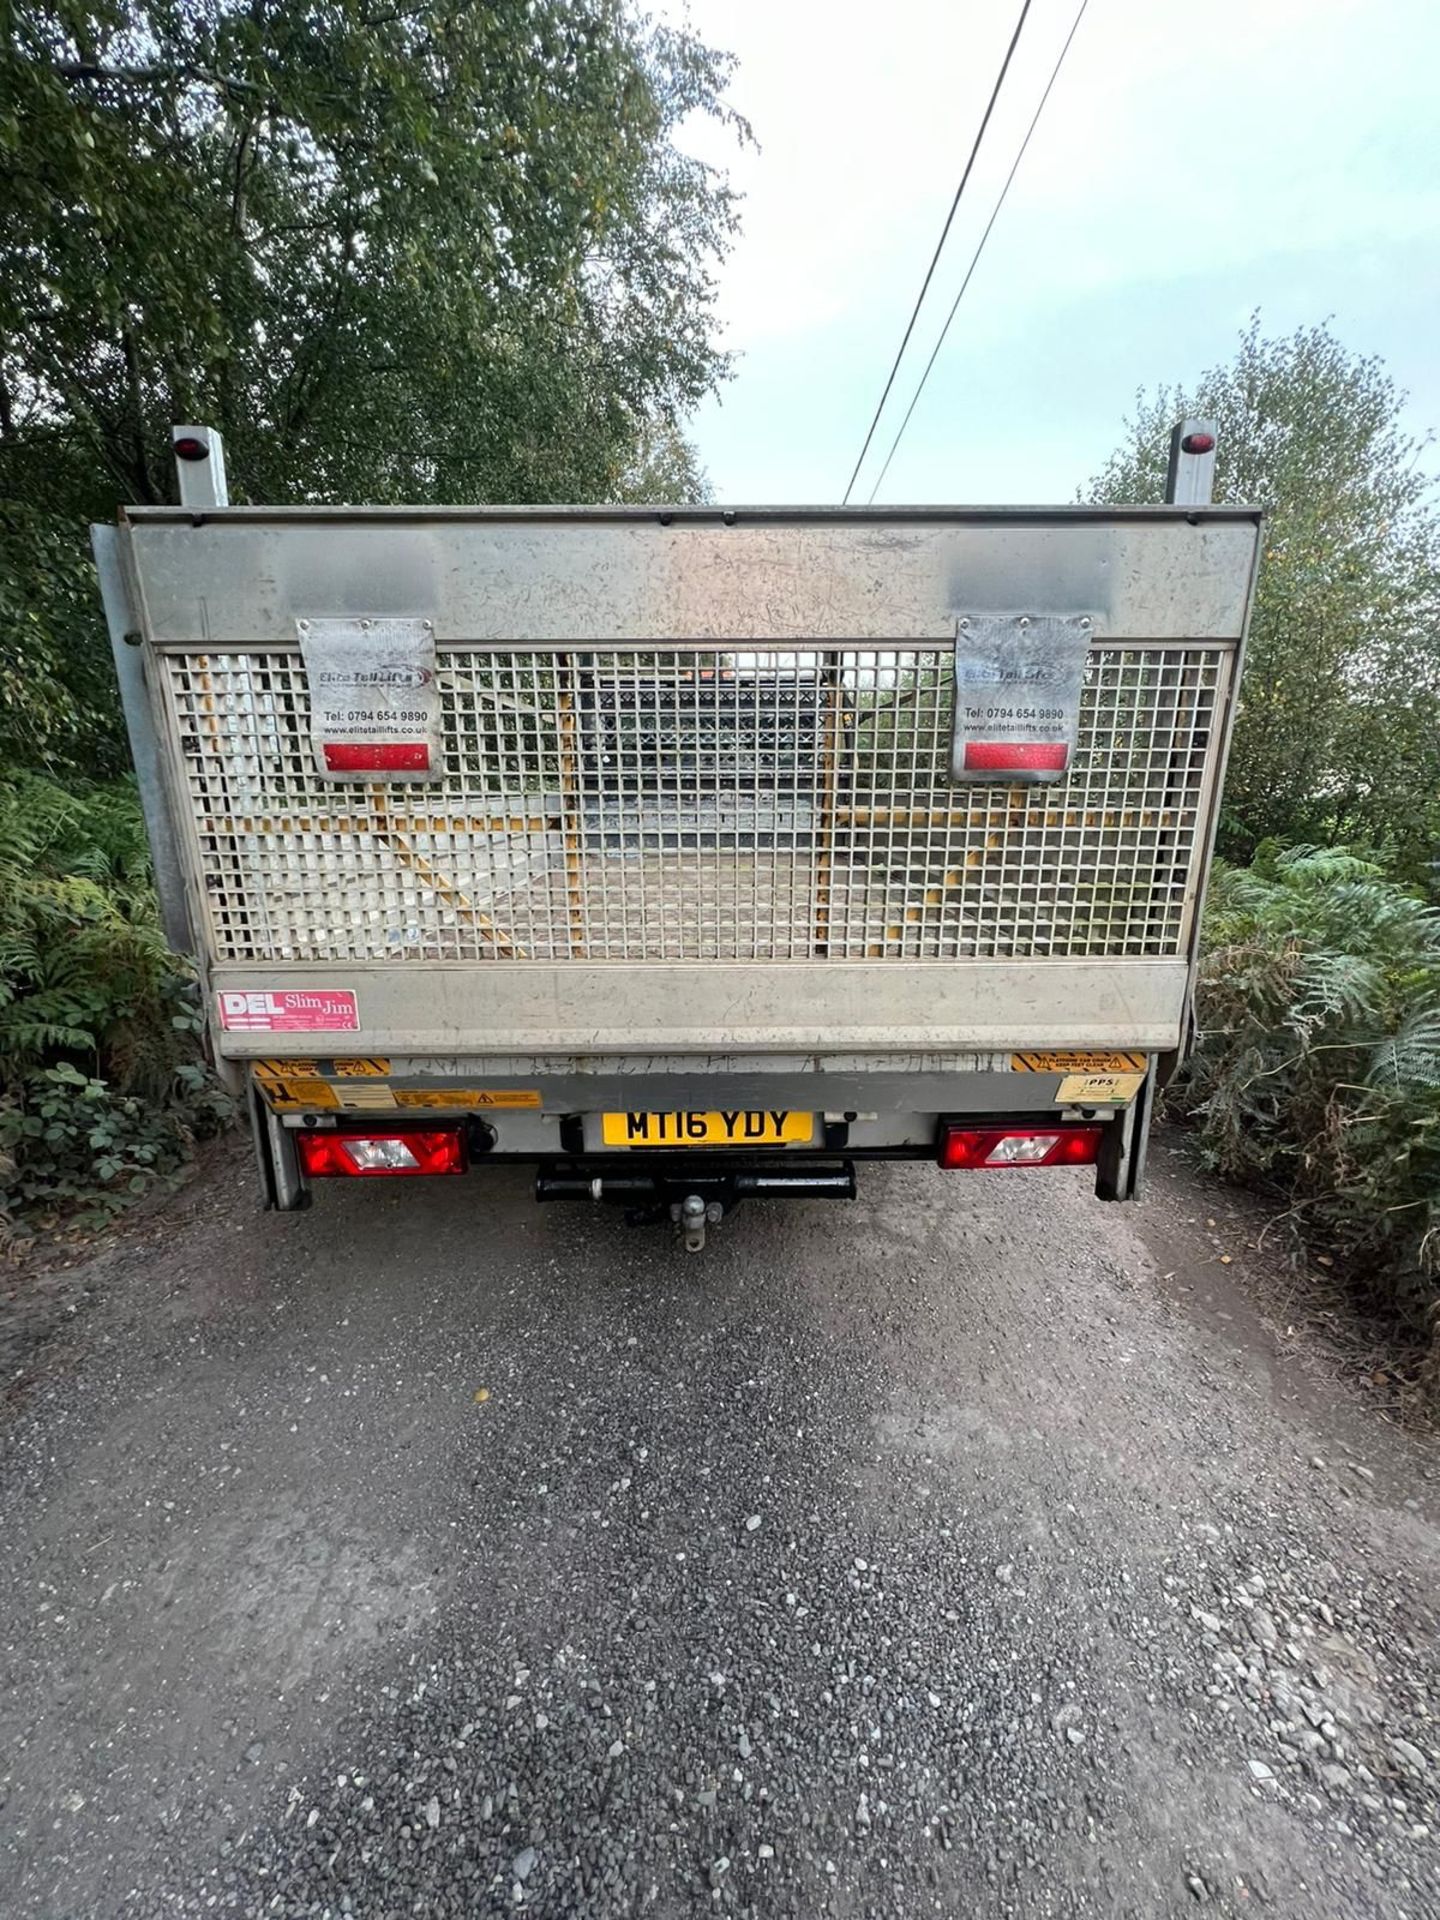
866,0,1091,504
841,0,1035,505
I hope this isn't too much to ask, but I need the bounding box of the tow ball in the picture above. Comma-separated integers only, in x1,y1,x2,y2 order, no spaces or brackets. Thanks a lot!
674,1193,725,1253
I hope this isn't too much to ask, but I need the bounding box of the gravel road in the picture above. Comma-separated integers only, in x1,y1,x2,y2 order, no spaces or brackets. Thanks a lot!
2,1138,1437,1919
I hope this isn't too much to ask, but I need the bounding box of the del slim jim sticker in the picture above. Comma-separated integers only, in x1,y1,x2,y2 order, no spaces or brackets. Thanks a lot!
217,990,360,1034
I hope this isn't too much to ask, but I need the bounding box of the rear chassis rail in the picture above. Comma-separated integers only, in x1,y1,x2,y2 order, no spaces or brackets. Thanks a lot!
535,1156,858,1219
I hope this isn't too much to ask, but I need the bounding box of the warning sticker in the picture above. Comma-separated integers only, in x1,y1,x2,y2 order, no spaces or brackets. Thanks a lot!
252,1070,396,1114
1012,1051,1147,1074
218,989,360,1033
950,614,1095,786
254,1071,337,1111
297,616,442,781
253,1068,543,1115
335,1083,399,1111
394,1089,542,1111
1056,1071,1145,1106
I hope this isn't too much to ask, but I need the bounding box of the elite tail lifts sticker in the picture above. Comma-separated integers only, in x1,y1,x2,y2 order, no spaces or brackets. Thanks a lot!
949,614,1097,786
297,616,443,781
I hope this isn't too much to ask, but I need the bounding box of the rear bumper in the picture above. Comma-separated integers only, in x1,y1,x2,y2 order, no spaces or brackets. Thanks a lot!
250,1092,1152,1214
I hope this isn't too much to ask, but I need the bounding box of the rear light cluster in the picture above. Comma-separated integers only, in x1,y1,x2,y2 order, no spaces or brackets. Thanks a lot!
296,1127,466,1178
937,1124,1102,1170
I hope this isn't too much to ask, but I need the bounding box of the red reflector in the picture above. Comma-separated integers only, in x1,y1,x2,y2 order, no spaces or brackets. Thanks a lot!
963,741,1069,772
323,743,432,773
1180,431,1215,454
172,435,210,461
937,1125,1103,1170
296,1128,466,1177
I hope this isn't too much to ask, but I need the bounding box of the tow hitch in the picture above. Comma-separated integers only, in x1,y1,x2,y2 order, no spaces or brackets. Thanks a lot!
534,1158,857,1249
676,1193,720,1254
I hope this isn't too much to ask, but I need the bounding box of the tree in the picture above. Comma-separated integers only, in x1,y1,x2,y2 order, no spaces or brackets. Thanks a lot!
0,0,742,774
0,1,745,519
0,501,128,776
614,419,712,503
1086,320,1440,884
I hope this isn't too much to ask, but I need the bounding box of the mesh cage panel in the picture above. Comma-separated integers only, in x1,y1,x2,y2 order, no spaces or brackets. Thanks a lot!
163,645,1225,965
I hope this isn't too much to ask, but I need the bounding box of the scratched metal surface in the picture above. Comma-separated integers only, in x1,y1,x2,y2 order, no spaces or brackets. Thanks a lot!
124,512,1260,644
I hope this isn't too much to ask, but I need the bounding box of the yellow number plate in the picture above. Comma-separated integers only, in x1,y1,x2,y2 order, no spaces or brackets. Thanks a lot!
601,1110,814,1149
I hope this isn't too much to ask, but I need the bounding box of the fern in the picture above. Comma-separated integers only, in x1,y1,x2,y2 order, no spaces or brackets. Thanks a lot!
0,1015,98,1056
1272,843,1386,883
1367,1006,1440,1091
0,774,232,1232
1293,950,1386,1024
1174,845,1440,1352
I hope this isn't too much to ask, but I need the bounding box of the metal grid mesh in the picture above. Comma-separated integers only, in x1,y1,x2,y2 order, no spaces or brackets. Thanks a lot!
163,645,1226,965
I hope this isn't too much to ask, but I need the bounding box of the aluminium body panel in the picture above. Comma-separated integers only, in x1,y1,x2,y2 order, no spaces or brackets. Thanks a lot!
124,508,1260,646
91,526,195,955
113,506,1261,1068
207,957,1190,1056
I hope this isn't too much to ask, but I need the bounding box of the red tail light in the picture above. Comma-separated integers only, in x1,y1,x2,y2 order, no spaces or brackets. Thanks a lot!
296,1127,466,1178
938,1125,1103,1170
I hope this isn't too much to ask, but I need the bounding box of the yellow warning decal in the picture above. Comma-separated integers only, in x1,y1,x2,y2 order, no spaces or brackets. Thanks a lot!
1012,1050,1148,1074
253,1066,541,1115
1056,1071,1146,1106
253,1068,338,1112
394,1089,542,1111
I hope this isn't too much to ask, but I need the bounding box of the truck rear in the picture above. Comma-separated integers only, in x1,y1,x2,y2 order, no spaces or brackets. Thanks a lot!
94,425,1258,1248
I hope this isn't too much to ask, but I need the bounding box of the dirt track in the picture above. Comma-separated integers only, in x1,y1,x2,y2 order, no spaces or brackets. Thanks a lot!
1,1135,1437,1918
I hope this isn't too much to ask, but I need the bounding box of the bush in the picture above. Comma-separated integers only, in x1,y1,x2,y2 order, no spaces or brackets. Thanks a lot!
1085,321,1440,891
0,774,231,1236
1173,844,1440,1351
0,504,127,779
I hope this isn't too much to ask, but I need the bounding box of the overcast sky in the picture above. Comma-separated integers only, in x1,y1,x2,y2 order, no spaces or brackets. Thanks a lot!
658,0,1440,505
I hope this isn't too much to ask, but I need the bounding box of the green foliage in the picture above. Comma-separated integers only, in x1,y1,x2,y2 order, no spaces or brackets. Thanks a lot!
0,774,232,1233
0,1063,209,1222
1087,319,1440,886
0,502,123,777
0,0,745,517
613,421,713,504
1174,845,1440,1346
0,0,741,777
